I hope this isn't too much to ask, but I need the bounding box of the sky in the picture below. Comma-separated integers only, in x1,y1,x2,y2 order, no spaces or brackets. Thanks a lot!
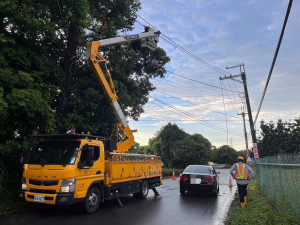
127,0,300,150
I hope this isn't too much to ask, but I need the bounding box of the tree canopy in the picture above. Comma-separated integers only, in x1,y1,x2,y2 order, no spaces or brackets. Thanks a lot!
211,145,245,165
0,0,170,145
139,123,212,168
258,119,300,157
0,0,170,203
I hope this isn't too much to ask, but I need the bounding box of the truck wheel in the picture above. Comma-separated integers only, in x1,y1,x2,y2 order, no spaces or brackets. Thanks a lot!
133,180,149,199
84,186,101,214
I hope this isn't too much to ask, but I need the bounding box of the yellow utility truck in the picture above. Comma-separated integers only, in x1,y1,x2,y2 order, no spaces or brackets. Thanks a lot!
20,27,162,213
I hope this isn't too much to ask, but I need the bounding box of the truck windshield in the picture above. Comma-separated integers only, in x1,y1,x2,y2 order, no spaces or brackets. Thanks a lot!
27,141,80,165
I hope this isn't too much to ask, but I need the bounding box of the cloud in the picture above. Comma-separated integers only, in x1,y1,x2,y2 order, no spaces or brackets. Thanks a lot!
129,0,300,149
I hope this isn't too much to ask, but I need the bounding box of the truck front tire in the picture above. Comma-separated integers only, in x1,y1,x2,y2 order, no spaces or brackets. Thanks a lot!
84,186,101,214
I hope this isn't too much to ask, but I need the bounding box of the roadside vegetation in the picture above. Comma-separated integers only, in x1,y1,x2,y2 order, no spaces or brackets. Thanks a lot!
162,168,183,177
131,123,246,169
226,171,298,225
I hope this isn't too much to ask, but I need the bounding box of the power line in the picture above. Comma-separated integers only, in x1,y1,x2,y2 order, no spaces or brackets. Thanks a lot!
166,70,242,93
153,79,222,97
232,79,246,112
136,14,230,76
153,90,242,119
136,18,243,95
221,80,240,114
159,36,228,75
226,79,243,112
220,80,229,144
254,0,293,124
150,97,243,137
134,119,243,122
153,97,243,137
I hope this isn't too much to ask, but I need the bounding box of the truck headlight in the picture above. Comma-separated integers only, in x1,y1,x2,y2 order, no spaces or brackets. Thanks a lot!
60,179,76,193
21,177,27,190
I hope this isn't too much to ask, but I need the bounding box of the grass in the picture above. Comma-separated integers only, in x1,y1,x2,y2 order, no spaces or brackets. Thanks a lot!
225,174,299,225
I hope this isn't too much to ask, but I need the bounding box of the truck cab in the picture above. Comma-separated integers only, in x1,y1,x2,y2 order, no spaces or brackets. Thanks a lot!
21,134,105,210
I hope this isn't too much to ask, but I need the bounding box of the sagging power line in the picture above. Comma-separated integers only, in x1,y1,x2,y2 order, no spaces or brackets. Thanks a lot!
254,0,293,124
153,90,242,119
150,96,244,137
136,14,229,76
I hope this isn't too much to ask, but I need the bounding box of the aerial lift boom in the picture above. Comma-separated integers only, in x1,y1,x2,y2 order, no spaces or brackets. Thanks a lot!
86,27,160,153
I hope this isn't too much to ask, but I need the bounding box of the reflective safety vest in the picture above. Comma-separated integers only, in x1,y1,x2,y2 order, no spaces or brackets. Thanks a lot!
235,163,248,179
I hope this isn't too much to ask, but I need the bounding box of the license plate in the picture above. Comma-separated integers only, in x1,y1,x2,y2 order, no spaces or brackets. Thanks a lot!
191,178,201,184
34,195,45,202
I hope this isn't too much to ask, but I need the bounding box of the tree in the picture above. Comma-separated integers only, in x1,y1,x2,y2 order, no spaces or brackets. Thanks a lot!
212,145,239,165
148,123,212,168
0,0,169,205
148,123,188,167
170,134,212,168
258,118,300,157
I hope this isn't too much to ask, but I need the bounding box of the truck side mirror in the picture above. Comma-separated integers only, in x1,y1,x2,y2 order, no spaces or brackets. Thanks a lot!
86,146,94,167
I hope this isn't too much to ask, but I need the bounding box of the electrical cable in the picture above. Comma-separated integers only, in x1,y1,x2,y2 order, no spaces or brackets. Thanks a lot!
254,0,293,124
221,80,240,114
166,70,241,93
135,119,243,122
159,36,228,75
220,80,229,144
150,97,243,137
153,97,243,137
153,79,222,97
226,79,243,112
153,90,242,119
136,15,230,76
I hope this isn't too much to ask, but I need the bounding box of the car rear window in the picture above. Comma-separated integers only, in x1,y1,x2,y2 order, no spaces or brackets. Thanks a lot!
184,166,211,174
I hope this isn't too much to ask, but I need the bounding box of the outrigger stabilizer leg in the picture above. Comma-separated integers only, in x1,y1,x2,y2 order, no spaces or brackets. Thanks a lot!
152,188,159,196
117,198,124,208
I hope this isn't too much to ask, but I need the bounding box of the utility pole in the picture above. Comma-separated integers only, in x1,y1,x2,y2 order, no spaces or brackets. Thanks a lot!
220,64,259,159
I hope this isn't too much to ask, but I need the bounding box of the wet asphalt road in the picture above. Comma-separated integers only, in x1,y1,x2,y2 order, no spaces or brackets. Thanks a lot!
0,169,237,225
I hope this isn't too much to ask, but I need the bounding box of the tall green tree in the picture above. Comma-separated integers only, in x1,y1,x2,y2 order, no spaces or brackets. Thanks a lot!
0,0,169,206
149,123,188,167
258,119,300,157
148,123,212,168
212,145,239,165
170,134,212,168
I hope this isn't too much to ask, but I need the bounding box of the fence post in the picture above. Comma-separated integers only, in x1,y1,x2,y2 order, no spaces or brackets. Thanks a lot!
278,155,284,191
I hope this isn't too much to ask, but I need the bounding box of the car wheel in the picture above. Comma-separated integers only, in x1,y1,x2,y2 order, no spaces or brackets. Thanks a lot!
134,180,149,199
180,188,185,195
84,186,101,214
213,185,219,197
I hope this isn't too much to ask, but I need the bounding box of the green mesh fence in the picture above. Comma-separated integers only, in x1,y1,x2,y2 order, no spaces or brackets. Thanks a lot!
256,154,300,219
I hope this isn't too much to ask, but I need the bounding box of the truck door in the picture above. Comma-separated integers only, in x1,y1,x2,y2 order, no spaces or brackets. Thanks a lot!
75,144,104,199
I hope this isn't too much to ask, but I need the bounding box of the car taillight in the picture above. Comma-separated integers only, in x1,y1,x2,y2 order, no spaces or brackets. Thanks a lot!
203,177,214,182
180,175,189,181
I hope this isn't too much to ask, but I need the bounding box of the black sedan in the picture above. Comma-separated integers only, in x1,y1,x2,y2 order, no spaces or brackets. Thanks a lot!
179,165,220,196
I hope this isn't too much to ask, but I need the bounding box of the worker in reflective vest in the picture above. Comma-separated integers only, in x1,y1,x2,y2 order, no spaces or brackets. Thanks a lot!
230,156,254,208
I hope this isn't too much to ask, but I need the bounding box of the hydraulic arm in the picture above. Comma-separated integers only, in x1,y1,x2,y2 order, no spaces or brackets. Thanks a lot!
86,27,160,153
